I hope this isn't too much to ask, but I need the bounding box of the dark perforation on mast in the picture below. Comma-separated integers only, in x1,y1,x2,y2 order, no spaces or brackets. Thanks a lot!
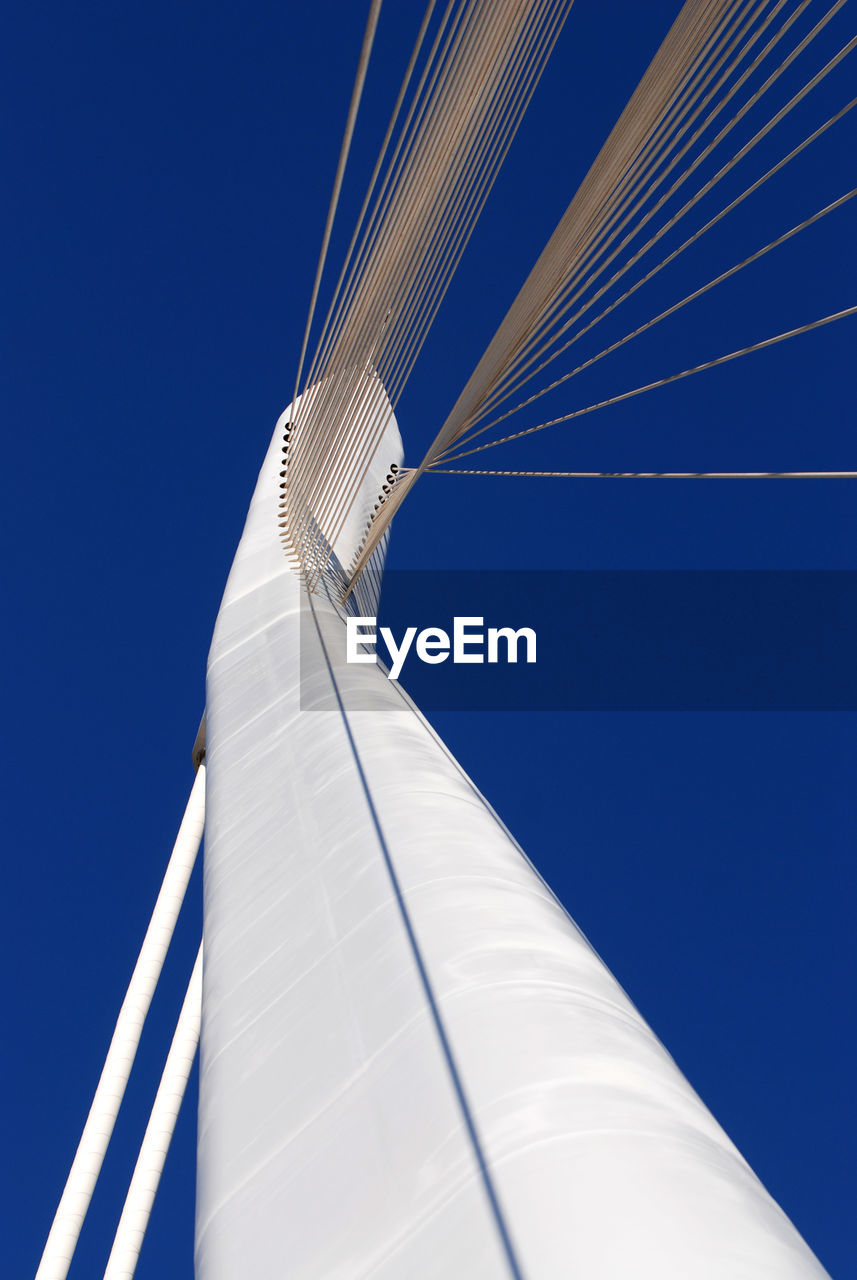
347,462,401,575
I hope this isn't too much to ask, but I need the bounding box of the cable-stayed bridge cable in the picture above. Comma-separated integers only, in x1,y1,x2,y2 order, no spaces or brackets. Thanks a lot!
441,184,857,455
281,0,574,590
347,0,857,585
431,0,853,456
444,304,857,460
428,468,857,478
291,0,384,410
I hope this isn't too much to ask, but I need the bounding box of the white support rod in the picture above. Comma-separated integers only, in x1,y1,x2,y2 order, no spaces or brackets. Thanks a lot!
36,765,206,1280
103,943,204,1280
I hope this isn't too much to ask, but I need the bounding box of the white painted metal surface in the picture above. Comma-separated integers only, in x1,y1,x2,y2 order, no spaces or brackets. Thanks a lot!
198,394,829,1278
104,944,204,1280
37,766,205,1280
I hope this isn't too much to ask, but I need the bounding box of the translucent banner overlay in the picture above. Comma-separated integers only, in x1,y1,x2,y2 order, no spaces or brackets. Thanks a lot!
301,571,857,711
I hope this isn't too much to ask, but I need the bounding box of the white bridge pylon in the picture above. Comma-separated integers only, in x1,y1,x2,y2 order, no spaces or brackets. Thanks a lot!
195,390,830,1279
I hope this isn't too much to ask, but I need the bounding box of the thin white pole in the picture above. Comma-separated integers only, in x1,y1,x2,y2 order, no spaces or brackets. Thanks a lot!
103,944,203,1280
36,765,206,1280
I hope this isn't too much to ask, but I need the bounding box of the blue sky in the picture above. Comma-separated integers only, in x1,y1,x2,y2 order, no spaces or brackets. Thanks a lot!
2,1,855,1276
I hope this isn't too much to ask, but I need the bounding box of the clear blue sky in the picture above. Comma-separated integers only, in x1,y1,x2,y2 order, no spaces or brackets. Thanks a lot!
2,2,855,1276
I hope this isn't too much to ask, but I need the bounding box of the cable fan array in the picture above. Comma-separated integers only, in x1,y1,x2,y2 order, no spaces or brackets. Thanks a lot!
340,0,856,584
282,0,575,590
